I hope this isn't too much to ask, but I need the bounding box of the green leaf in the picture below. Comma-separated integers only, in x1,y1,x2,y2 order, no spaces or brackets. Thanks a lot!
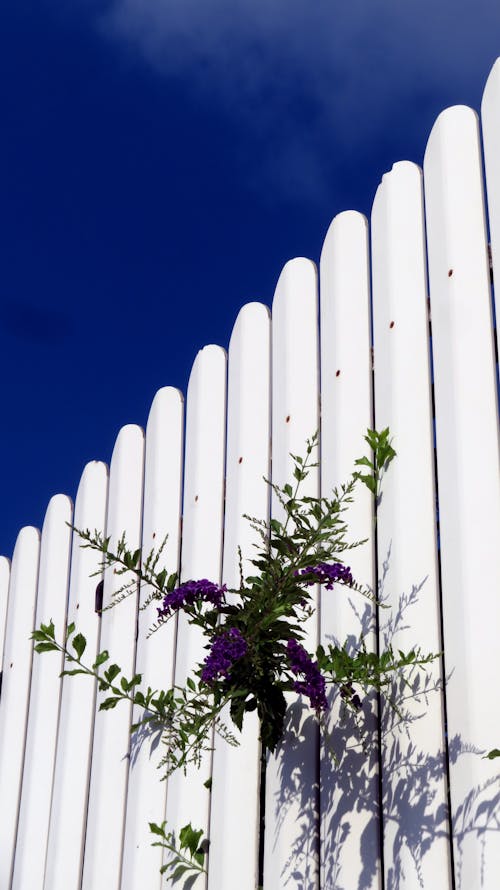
485,749,500,760
104,664,121,684
155,569,167,589
179,823,204,855
34,641,59,653
354,456,373,469
40,620,56,638
65,621,75,639
92,650,109,669
99,697,121,711
72,633,87,660
356,473,377,494
60,668,89,677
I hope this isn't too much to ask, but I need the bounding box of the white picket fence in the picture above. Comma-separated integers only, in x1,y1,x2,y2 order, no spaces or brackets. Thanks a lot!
1,58,500,890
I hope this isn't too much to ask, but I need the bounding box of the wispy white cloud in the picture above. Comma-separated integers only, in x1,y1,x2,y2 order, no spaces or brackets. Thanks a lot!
95,0,500,202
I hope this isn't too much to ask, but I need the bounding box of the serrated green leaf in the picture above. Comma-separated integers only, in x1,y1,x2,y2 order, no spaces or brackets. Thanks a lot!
99,697,121,711
72,633,87,660
104,664,121,684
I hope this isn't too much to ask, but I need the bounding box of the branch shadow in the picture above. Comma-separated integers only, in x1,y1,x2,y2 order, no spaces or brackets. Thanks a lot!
268,553,500,889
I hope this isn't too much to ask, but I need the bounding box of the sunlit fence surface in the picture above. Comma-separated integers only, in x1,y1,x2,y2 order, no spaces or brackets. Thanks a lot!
1,57,500,890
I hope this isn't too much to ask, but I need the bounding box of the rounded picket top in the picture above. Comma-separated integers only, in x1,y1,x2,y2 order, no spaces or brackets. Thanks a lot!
110,422,145,467
75,460,109,511
230,300,271,338
143,384,184,563
183,342,227,575
272,256,318,317
41,492,73,532
482,55,500,94
424,104,480,172
147,384,184,430
105,424,145,547
7,524,41,623
187,343,227,402
225,299,271,582
320,209,367,265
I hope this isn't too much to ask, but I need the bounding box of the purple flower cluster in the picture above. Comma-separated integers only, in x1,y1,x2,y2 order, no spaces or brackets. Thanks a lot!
295,561,353,589
157,579,226,619
201,627,248,685
286,639,328,712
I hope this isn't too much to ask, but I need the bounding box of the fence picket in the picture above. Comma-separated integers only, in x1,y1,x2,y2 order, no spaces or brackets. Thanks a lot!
81,425,145,890
263,257,320,890
164,345,227,889
480,59,500,365
12,495,73,890
208,302,271,890
0,556,9,669
424,104,500,889
319,211,380,889
121,387,184,890
43,461,108,890
0,526,40,890
371,160,453,888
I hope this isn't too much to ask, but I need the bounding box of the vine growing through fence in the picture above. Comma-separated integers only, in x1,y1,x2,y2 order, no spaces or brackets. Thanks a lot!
32,428,439,883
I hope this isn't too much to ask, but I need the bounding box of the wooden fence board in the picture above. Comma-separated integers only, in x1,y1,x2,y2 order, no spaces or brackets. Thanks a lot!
81,425,145,890
12,495,73,890
0,556,9,669
121,387,184,890
424,104,500,890
208,302,271,890
263,257,320,890
319,211,380,890
371,160,452,889
0,526,40,889
480,59,500,366
164,345,227,889
44,461,109,890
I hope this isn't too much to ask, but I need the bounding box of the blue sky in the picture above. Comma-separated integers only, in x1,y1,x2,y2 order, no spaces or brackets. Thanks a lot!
1,0,499,557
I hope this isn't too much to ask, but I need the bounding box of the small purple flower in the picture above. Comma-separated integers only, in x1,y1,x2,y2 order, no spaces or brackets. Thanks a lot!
286,638,328,712
201,627,248,685
295,562,354,589
157,579,226,619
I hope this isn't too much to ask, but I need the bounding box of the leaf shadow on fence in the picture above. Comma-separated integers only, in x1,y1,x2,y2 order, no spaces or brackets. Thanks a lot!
129,714,164,768
269,559,500,890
